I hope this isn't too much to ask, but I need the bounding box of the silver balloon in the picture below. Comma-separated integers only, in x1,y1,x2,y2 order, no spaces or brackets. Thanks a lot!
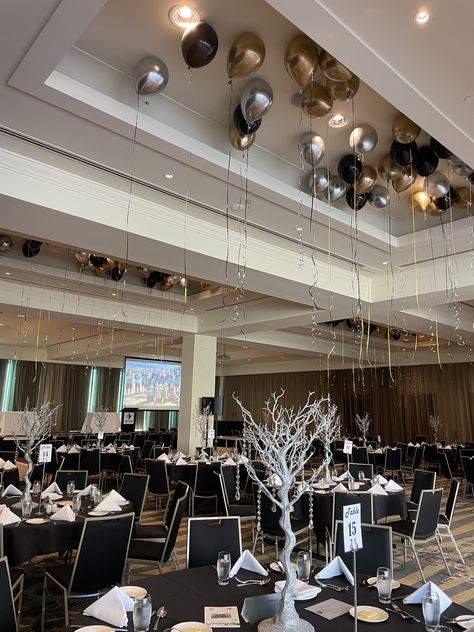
424,171,450,198
134,56,169,96
322,174,347,203
304,168,329,196
349,124,378,154
137,266,150,279
74,251,90,265
367,185,390,209
82,261,95,273
448,155,473,177
299,132,325,167
240,78,273,124
0,235,12,253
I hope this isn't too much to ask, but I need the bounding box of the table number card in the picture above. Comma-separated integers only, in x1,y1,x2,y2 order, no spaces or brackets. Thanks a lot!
306,598,352,620
207,428,215,440
343,439,353,454
97,431,104,440
343,502,363,552
38,444,52,463
205,606,240,628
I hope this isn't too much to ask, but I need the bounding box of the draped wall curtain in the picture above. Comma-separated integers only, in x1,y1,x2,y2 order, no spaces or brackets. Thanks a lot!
223,363,474,443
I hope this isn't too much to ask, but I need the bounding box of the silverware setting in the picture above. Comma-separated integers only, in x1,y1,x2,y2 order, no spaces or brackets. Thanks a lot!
235,576,271,586
153,604,167,630
389,600,420,623
442,615,474,627
315,578,349,592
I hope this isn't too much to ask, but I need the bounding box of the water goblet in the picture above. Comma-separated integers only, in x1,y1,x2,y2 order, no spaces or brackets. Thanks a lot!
376,566,392,604
133,594,152,632
216,551,231,586
66,480,75,497
422,590,441,632
72,494,82,514
358,470,365,483
297,551,311,583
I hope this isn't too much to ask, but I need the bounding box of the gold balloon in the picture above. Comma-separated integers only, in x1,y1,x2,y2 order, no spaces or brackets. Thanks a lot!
319,49,353,82
102,257,116,272
453,186,472,209
392,166,416,193
326,75,359,102
284,34,319,88
300,82,333,118
355,165,377,195
392,113,420,143
228,124,255,151
227,33,265,78
412,190,430,213
95,265,107,277
378,154,402,181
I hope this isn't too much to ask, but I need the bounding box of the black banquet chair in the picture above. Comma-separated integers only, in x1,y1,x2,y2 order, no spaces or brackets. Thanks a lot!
41,512,135,631
145,459,170,511
218,469,255,523
191,461,221,516
133,481,189,542
78,448,101,485
120,473,149,522
378,447,402,480
187,516,242,568
334,522,393,576
348,462,374,480
350,446,369,464
54,470,88,492
407,469,436,513
0,557,18,632
437,479,464,564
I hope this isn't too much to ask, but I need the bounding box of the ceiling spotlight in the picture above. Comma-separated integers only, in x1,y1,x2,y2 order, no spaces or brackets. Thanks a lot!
168,4,201,29
164,173,174,179
17,314,25,318
189,307,195,311
5,272,11,276
414,9,430,24
382,261,389,265
328,114,348,128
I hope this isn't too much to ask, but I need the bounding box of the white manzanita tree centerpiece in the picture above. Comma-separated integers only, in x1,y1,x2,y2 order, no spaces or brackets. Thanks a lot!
355,412,371,446
192,404,211,456
13,401,60,495
234,390,337,632
319,397,340,482
429,414,443,444
93,407,109,446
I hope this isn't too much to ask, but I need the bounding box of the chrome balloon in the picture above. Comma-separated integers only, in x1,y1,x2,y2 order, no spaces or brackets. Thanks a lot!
134,56,169,96
304,168,329,196
424,171,450,198
322,174,347,203
137,266,150,279
298,132,325,167
448,155,473,177
367,185,390,209
0,235,12,253
74,251,90,265
240,78,273,124
349,124,378,154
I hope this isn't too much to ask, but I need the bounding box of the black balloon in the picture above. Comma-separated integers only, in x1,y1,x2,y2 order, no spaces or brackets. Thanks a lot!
413,145,439,177
468,172,474,185
338,154,363,185
346,186,367,211
390,140,417,166
430,137,452,160
22,240,42,258
434,187,458,211
90,255,107,269
110,266,124,282
181,22,218,68
233,105,261,136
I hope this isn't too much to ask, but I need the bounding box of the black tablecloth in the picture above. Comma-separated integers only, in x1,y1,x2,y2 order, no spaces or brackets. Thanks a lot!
1,496,133,565
1,467,20,487
66,565,473,632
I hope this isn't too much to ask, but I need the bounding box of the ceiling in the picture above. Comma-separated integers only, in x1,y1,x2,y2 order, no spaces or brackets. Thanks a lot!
0,0,473,376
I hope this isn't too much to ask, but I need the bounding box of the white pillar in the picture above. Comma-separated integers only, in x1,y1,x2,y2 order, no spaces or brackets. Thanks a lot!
178,334,217,454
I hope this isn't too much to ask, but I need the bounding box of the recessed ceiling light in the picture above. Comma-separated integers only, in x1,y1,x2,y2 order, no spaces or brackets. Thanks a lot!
5,272,11,276
0,323,3,326
382,261,389,265
17,314,25,318
414,9,430,24
242,345,248,349
247,358,251,361
168,4,201,29
189,307,195,311
280,355,285,358
328,114,348,128
97,321,102,325
111,292,116,297
164,173,174,179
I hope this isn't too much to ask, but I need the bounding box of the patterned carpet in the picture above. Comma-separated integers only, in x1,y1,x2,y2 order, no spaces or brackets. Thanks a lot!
17,480,474,631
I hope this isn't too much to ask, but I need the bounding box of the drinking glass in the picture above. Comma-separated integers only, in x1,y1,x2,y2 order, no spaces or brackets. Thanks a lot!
66,480,75,497
21,496,32,520
32,480,41,496
0,483,4,497
297,551,311,583
133,594,152,632
358,470,365,483
72,494,82,514
422,590,441,631
93,489,103,506
216,551,231,586
376,566,392,604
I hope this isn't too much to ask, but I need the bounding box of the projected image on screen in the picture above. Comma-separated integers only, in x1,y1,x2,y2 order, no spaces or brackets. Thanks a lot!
123,358,181,410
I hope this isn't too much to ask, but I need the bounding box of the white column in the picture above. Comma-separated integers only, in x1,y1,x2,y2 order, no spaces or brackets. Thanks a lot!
178,334,217,454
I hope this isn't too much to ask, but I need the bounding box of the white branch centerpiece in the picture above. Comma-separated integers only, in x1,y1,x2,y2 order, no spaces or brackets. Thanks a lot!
318,397,340,482
429,414,443,443
93,407,109,446
193,404,211,456
234,390,337,632
13,401,60,495
355,412,372,445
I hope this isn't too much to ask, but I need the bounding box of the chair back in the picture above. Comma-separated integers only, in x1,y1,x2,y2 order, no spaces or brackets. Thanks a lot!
194,461,221,494
152,447,169,459
133,433,146,449
396,443,408,464
444,479,459,526
415,435,427,444
69,513,134,595
334,522,392,575
348,463,373,480
145,459,169,495
0,557,17,632
423,444,439,464
187,516,242,568
119,455,133,476
438,452,452,479
216,473,230,515
384,447,402,471
351,447,369,464
165,481,189,529
54,470,88,491
410,469,436,504
333,491,373,529
413,488,443,540
0,452,16,463
31,462,46,487
119,433,131,443
79,449,101,477
461,456,474,485
120,473,149,521
222,466,239,504
58,452,80,470
141,440,155,460
161,486,189,563
412,446,424,470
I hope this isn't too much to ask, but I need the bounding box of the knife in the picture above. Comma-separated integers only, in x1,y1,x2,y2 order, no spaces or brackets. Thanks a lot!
390,600,420,623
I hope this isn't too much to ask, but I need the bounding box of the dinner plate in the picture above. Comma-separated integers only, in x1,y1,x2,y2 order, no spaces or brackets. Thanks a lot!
116,500,128,506
172,623,212,632
88,511,108,516
312,482,330,490
57,500,72,506
349,606,389,623
270,562,297,573
120,585,147,599
25,517,48,525
452,615,474,629
293,588,321,601
73,627,115,632
367,577,401,589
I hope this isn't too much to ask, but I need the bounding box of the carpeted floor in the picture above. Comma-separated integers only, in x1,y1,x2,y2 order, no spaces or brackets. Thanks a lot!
18,481,474,631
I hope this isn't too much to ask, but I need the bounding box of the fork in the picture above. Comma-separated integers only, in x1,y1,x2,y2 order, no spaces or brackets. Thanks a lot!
315,578,349,592
390,600,420,623
386,608,413,621
235,577,271,586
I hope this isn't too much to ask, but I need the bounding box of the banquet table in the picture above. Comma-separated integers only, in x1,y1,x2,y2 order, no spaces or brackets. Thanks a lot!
1,495,133,566
66,565,473,632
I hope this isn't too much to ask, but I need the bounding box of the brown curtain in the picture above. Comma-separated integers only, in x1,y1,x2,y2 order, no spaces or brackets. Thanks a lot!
12,361,44,409
223,363,474,443
94,367,121,410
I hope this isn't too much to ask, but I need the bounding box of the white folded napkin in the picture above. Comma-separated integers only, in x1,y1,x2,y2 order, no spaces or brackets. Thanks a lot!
336,471,350,481
266,473,283,488
274,579,321,599
408,442,414,447
385,480,403,492
415,443,421,448
374,474,388,485
176,451,186,459
445,445,452,450
0,458,5,467
129,445,135,450
43,482,62,495
176,457,187,465
369,483,388,496
83,586,134,626
120,443,128,449
3,460,16,470
315,555,354,586
106,489,126,503
2,484,22,497
94,498,122,513
41,492,63,501
219,452,229,460
0,507,21,525
106,446,116,453
78,484,94,497
238,455,249,464
68,446,80,454
229,550,268,578
375,448,383,454
333,483,348,493
50,505,75,522
403,580,452,613
56,445,68,453
157,453,171,462
223,457,237,466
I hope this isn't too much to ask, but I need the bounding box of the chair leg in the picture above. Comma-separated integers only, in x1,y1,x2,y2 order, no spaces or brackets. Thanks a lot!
410,539,426,583
41,575,48,632
447,527,465,564
435,532,451,576
63,586,69,627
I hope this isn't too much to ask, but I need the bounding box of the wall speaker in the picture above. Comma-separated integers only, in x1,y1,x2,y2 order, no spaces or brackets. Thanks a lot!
213,396,224,416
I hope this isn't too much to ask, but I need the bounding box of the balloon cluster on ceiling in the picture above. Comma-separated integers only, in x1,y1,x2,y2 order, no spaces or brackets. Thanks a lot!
131,23,472,216
323,318,422,343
